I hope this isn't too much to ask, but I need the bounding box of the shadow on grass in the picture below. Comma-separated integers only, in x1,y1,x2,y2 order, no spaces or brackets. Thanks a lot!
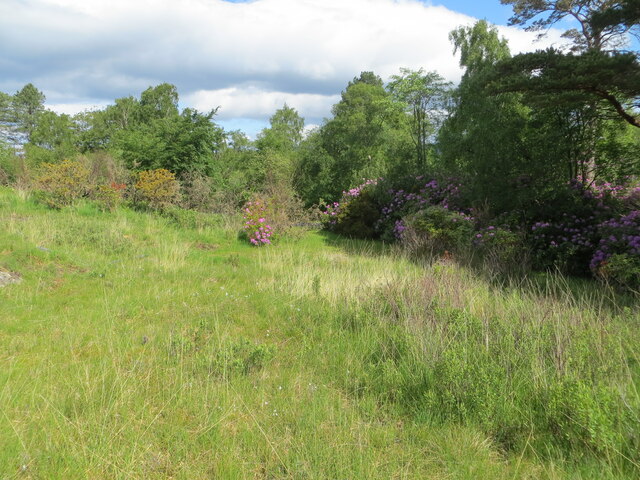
317,230,396,258
318,228,638,313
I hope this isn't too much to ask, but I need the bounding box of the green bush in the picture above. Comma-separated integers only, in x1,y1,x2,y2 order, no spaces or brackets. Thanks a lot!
333,189,380,239
134,168,180,210
403,206,473,256
92,182,126,212
597,253,640,291
472,226,526,273
34,159,92,209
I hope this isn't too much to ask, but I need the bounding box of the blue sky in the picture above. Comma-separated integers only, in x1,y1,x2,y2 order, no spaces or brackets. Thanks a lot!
0,0,568,137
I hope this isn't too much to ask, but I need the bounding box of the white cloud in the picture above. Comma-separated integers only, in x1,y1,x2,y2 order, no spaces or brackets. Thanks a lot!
1,0,563,126
186,86,339,120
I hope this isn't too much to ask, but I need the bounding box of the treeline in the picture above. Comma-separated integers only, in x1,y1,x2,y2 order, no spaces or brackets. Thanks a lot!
1,2,639,287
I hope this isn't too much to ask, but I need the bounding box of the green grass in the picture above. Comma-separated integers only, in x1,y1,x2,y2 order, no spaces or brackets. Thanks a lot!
0,186,638,479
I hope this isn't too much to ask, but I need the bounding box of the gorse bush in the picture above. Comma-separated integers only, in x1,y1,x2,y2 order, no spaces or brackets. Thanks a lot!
35,159,92,209
92,182,126,212
134,168,180,210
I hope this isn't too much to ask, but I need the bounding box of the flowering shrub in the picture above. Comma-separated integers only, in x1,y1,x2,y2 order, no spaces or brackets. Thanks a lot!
320,179,380,238
528,214,599,275
134,169,180,210
376,176,465,242
242,198,275,246
473,225,525,271
93,182,126,212
35,159,91,209
591,210,640,289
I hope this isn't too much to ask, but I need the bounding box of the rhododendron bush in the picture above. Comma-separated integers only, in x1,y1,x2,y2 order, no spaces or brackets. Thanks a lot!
242,198,275,246
321,175,640,290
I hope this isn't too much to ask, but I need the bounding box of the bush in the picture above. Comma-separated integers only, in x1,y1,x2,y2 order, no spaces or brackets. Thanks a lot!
333,189,380,239
134,168,180,210
375,176,465,242
472,225,526,273
35,159,92,209
242,197,275,246
92,182,126,212
402,206,474,256
320,179,380,238
179,171,214,211
591,210,640,290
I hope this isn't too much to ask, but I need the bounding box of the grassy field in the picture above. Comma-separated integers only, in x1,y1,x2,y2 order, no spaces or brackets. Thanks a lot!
1,186,639,479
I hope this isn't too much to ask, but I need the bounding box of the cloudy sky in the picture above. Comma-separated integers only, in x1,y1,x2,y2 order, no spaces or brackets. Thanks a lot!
0,0,567,136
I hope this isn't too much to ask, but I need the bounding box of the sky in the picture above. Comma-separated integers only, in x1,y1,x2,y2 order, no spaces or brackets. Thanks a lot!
0,0,570,137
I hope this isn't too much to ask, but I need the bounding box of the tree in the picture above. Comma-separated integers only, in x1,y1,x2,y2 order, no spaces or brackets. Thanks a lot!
490,48,640,128
139,83,179,122
388,68,452,167
500,0,633,51
495,1,640,128
116,107,223,175
438,21,535,213
30,110,78,160
591,0,640,44
12,83,45,142
256,104,305,152
320,72,405,196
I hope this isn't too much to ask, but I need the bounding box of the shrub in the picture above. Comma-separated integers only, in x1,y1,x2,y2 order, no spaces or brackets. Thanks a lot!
591,210,640,290
333,189,380,238
242,197,275,246
92,182,126,212
320,179,380,238
35,159,92,209
472,225,526,273
375,176,465,242
134,168,180,210
402,206,474,256
179,171,214,211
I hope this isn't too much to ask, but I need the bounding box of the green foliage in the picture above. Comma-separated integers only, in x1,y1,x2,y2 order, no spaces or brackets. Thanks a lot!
35,159,91,209
0,140,17,184
12,83,45,142
404,206,474,254
92,182,125,212
314,72,409,200
501,0,634,51
256,104,305,152
387,68,452,167
333,189,380,239
115,107,223,175
438,21,534,214
134,168,181,210
472,225,525,271
490,48,640,129
597,253,640,291
30,110,79,161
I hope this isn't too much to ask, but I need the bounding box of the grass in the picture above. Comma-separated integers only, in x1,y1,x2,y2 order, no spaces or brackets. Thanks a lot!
0,186,638,479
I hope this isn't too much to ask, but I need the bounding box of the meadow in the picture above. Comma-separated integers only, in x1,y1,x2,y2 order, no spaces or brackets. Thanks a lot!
1,186,639,479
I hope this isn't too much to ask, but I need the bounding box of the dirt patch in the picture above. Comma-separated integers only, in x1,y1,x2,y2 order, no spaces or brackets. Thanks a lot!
194,243,220,251
0,270,22,287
